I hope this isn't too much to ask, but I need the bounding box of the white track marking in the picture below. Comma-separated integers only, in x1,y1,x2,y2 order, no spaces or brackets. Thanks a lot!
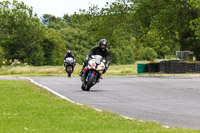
21,77,82,105
20,77,171,128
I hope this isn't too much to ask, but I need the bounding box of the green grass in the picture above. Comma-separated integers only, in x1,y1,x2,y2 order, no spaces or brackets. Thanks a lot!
0,64,138,77
1,63,200,77
0,80,199,132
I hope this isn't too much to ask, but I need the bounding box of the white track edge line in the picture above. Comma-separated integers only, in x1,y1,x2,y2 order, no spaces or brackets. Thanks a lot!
20,77,170,128
21,77,104,112
22,77,82,105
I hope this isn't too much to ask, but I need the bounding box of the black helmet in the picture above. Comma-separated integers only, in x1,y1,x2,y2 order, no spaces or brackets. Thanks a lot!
67,50,71,54
99,39,108,51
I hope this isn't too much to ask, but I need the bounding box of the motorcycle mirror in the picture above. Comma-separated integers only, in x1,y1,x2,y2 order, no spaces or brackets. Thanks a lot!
91,55,95,59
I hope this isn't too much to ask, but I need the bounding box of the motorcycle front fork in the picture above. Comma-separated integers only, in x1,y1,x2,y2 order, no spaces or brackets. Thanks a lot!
82,69,100,83
65,65,74,71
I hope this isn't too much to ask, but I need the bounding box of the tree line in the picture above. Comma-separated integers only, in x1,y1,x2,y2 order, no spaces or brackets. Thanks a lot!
1,0,200,67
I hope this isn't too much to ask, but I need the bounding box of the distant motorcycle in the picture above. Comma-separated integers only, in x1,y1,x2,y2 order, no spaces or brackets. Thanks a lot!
80,55,105,91
64,57,75,78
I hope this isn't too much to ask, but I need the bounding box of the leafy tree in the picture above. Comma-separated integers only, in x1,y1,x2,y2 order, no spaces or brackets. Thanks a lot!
136,46,158,61
63,14,73,26
131,0,200,59
189,0,200,60
41,28,66,65
0,46,6,67
41,14,69,30
41,13,95,64
76,1,137,64
2,0,200,66
0,0,67,65
0,0,45,65
60,27,95,64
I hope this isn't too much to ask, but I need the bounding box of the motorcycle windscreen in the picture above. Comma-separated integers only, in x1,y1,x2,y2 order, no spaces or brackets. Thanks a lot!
66,57,74,64
93,55,103,64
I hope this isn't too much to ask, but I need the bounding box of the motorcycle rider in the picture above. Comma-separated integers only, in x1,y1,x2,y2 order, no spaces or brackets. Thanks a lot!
64,50,75,72
79,39,110,79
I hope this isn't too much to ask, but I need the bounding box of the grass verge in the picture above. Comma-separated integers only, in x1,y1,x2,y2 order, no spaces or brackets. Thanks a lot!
0,64,138,77
1,63,200,77
0,80,199,132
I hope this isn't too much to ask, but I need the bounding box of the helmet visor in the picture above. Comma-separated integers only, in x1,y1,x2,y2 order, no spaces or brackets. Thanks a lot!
100,44,106,49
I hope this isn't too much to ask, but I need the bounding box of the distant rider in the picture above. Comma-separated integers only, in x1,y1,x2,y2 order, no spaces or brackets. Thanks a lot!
79,39,110,78
64,50,75,72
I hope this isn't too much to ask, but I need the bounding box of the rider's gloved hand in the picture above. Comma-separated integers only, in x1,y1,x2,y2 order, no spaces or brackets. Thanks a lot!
103,69,106,74
85,59,89,63
84,57,89,66
85,55,90,62
103,66,108,74
105,63,109,69
84,60,88,66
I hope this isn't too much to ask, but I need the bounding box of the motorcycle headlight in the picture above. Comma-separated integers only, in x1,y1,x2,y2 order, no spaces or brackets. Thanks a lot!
89,62,96,69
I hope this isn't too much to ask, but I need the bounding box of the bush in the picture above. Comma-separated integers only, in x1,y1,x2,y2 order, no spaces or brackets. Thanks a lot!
136,47,158,61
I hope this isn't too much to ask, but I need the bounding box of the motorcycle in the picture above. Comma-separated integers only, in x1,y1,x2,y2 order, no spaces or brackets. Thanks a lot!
64,57,75,78
81,55,105,91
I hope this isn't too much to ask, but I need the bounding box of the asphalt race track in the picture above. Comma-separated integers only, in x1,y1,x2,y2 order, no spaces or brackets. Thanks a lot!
3,76,200,129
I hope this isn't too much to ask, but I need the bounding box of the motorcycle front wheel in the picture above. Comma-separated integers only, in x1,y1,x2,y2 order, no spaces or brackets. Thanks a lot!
85,72,95,91
66,66,72,77
81,82,86,91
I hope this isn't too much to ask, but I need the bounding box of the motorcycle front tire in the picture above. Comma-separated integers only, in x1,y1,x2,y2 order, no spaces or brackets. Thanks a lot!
85,72,95,91
81,82,86,91
66,66,72,78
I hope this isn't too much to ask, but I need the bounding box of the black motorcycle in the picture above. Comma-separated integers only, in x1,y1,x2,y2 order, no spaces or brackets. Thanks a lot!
64,57,75,78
